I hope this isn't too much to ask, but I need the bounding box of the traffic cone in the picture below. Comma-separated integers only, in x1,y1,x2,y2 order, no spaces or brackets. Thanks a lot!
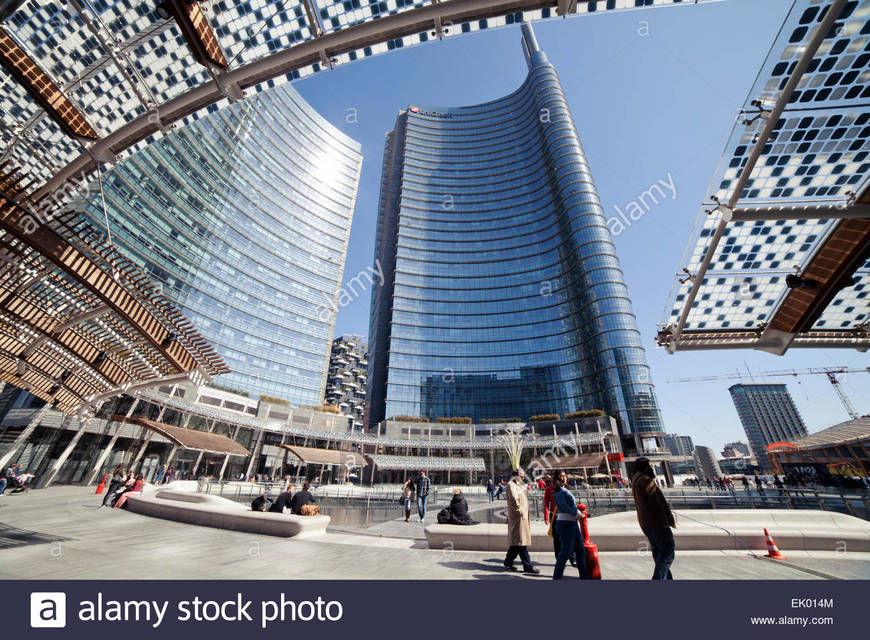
764,528,786,560
95,473,108,494
579,504,602,579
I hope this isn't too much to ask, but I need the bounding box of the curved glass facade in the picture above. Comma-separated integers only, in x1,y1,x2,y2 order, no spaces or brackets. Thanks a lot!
76,85,362,404
368,26,663,436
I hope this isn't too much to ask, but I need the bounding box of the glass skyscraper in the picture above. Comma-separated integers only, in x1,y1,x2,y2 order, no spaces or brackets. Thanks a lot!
77,85,362,404
367,25,664,451
729,383,808,473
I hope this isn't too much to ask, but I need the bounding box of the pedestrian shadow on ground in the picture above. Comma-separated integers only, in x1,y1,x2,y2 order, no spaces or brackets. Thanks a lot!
439,559,550,579
0,522,72,550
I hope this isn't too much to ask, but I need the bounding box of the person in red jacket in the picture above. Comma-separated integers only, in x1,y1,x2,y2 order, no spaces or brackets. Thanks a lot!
543,473,556,523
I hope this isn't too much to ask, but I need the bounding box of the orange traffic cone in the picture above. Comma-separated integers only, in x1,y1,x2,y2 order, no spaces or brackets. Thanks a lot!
579,504,602,579
764,528,786,560
95,473,108,494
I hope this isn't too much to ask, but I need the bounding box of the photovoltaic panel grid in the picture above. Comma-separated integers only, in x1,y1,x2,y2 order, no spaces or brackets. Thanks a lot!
0,0,717,199
663,0,870,345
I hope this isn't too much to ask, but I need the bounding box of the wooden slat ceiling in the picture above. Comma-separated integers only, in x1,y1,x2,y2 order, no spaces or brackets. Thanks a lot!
278,444,368,467
0,28,98,140
113,415,250,456
162,0,228,69
0,176,228,414
769,218,870,334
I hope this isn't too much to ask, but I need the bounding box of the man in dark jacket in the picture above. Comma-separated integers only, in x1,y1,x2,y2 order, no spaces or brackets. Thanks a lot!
289,481,316,515
251,494,270,511
437,489,477,525
631,458,676,580
268,485,294,513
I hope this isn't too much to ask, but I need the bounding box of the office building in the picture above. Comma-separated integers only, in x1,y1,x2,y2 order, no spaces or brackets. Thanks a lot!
325,335,368,430
664,434,695,457
692,445,722,481
76,85,362,405
729,384,809,473
722,441,752,458
366,25,664,458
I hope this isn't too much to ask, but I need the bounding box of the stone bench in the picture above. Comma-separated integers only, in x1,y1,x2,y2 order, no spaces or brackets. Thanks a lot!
126,487,330,538
424,509,870,553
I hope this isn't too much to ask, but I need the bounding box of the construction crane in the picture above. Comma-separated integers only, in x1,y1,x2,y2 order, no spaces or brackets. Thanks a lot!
667,367,869,420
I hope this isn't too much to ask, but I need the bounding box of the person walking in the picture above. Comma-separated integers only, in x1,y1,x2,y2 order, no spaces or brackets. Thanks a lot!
552,472,589,580
101,465,125,507
543,473,555,523
631,458,676,580
503,468,539,574
547,471,576,566
401,477,415,522
415,470,431,523
493,479,505,500
754,474,764,494
486,478,495,503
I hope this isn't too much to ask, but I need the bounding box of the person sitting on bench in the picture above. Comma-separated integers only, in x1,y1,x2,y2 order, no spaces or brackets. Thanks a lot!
114,474,145,509
268,485,294,513
251,494,271,511
289,482,316,515
437,488,478,525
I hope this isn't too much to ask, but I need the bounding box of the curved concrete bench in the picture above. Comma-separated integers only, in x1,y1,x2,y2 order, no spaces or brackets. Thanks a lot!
424,509,870,553
126,488,330,539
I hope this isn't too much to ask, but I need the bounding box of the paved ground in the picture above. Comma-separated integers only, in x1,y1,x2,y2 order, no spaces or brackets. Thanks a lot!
1,487,868,580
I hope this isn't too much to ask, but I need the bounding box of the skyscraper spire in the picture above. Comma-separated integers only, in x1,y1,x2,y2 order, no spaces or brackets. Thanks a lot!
521,22,540,53
520,22,546,70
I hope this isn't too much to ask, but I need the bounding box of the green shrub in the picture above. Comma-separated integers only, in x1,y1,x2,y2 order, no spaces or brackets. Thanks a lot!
565,409,605,419
259,395,289,405
479,417,522,424
529,414,560,422
436,416,473,424
389,415,430,423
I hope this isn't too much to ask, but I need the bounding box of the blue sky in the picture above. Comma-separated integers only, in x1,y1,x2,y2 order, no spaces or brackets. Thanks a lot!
294,0,870,453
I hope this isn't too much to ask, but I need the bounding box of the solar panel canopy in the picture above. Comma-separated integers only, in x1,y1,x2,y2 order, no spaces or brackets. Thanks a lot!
660,0,870,355
0,0,717,200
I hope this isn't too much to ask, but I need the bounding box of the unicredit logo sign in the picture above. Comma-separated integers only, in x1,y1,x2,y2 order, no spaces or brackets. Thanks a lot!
408,106,452,118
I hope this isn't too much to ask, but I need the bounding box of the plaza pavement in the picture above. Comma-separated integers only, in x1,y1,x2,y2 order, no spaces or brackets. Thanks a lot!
1,486,868,580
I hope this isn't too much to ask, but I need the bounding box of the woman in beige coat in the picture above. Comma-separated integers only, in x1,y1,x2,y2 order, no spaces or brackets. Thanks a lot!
503,468,539,573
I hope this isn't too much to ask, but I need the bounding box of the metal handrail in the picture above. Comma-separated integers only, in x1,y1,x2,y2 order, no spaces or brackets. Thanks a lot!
522,486,868,521
193,479,868,520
